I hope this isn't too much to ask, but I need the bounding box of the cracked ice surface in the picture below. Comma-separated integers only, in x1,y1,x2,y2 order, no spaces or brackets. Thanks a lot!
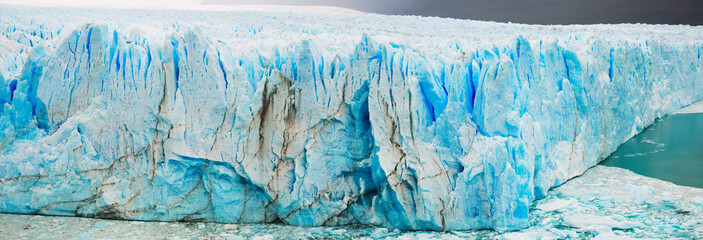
0,166,700,239
1,5,703,231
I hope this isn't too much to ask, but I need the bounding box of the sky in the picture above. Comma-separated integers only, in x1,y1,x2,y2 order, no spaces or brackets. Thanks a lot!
203,0,703,25
0,0,199,9
2,0,702,25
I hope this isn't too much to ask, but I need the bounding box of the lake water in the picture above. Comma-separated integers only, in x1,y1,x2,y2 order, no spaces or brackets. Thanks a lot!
601,103,703,188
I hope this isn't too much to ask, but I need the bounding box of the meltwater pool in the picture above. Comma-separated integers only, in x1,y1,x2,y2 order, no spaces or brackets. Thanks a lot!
601,101,703,188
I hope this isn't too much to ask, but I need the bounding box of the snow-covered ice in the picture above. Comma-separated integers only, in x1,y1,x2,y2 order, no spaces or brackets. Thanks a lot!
0,5,702,231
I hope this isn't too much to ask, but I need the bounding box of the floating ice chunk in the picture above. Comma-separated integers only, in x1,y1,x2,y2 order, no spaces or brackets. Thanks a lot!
592,231,636,240
536,199,575,211
77,231,93,239
622,184,655,196
549,228,578,238
251,234,274,240
499,232,541,240
369,228,389,239
563,214,643,230
92,221,110,229
499,228,564,240
682,220,698,228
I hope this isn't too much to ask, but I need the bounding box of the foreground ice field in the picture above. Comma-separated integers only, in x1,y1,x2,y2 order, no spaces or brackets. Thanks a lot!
1,5,702,231
1,165,701,239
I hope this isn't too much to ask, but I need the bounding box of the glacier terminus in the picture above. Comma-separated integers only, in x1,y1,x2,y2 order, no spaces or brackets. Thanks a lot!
0,5,702,231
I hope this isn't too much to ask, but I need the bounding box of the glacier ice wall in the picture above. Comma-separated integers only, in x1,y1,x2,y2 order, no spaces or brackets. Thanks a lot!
1,6,702,231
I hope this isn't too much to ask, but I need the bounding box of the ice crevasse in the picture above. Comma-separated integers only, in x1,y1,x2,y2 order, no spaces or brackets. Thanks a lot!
0,6,702,231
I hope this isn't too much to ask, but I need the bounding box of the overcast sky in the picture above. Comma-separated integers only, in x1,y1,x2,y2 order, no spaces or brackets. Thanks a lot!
3,0,702,25
203,0,703,25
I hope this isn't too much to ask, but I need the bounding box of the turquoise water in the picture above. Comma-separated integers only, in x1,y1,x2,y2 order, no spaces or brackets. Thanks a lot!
601,112,703,188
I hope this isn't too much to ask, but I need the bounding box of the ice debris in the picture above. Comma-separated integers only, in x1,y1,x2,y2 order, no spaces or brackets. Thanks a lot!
562,214,643,230
535,199,574,212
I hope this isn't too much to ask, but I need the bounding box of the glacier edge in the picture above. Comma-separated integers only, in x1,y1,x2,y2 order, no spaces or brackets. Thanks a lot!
1,7,703,231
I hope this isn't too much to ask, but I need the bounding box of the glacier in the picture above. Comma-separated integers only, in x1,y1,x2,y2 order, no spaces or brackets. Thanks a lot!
3,165,701,239
0,5,702,231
